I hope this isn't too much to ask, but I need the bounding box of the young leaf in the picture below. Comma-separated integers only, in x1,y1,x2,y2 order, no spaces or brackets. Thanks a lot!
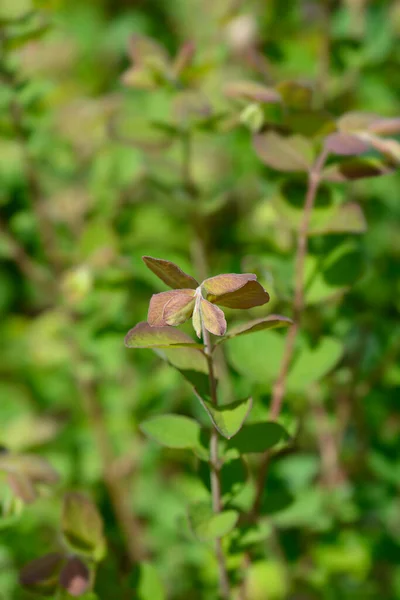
228,422,288,453
20,553,64,595
217,315,293,343
62,492,105,560
163,291,196,326
253,131,314,172
224,81,281,104
200,298,227,336
59,557,90,597
323,157,395,182
196,397,253,439
140,414,202,450
142,256,198,289
324,132,370,156
148,290,195,327
187,502,238,541
7,473,37,504
202,273,256,297
209,280,270,309
125,322,201,349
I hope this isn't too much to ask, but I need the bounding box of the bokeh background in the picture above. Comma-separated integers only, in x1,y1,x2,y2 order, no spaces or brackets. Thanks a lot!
1,0,400,598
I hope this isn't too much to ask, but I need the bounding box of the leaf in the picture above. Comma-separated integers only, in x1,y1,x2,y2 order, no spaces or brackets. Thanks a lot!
148,290,195,327
200,299,226,336
286,338,343,392
142,256,198,289
228,422,288,453
367,117,400,136
218,315,293,343
284,109,335,138
199,458,247,503
187,502,238,541
162,291,196,326
227,329,286,384
324,133,370,156
59,557,90,597
276,80,313,110
212,280,270,309
202,273,256,297
62,493,105,560
20,553,64,595
338,112,379,133
253,131,314,172
323,157,395,182
125,322,201,349
197,397,253,439
140,414,202,450
134,563,165,600
7,473,37,504
224,81,281,104
309,202,367,236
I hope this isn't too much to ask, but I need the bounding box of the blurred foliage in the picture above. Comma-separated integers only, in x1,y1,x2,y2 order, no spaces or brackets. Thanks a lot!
1,0,400,598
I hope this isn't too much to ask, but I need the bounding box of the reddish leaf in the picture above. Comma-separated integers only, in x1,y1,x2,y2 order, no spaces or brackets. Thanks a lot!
59,557,90,597
202,273,256,297
366,136,400,163
7,473,37,503
163,291,196,326
200,299,227,336
142,256,198,289
368,117,400,136
20,553,64,594
338,111,379,133
148,290,195,326
172,41,195,77
324,132,370,156
218,315,293,342
224,81,281,104
125,321,200,348
253,131,314,172
211,280,270,309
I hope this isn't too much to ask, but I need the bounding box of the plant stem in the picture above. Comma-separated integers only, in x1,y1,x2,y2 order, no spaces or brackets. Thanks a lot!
202,325,231,599
251,148,329,517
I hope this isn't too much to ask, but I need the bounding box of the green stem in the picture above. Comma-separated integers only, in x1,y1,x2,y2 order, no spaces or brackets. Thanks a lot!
202,324,230,599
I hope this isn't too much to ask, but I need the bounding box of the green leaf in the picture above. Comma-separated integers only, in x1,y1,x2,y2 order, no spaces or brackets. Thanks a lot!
20,553,64,596
276,80,313,110
228,422,288,453
199,457,247,504
187,502,238,541
140,414,202,450
134,563,165,600
125,322,201,349
62,493,106,560
227,329,286,384
309,202,367,236
142,256,198,289
218,315,293,343
197,397,253,439
286,337,343,392
253,131,314,172
59,557,90,597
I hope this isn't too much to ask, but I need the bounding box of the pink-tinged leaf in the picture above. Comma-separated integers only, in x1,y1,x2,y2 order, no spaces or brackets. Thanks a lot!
59,557,90,597
163,291,195,326
309,202,367,236
212,280,270,309
338,111,380,133
253,131,314,172
217,315,293,343
20,553,64,594
200,299,227,336
142,256,198,289
324,132,370,156
368,117,400,136
125,321,200,349
224,81,281,104
172,41,196,77
128,34,170,66
7,473,37,503
148,291,179,326
202,273,256,297
323,157,395,182
366,136,400,163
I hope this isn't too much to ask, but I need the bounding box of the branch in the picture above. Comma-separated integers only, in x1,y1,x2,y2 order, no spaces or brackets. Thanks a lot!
251,148,329,517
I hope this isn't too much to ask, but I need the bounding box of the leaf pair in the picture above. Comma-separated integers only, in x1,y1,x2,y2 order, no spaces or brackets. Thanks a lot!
20,553,90,598
143,256,270,338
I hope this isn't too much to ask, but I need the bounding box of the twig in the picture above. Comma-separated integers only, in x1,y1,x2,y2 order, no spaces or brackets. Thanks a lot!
251,148,329,517
202,324,231,599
